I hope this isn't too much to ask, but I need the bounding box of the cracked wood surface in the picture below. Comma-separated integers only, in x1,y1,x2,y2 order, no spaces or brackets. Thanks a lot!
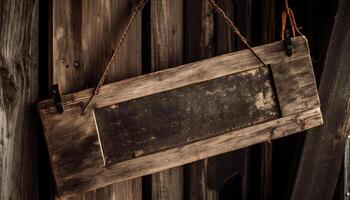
0,0,39,199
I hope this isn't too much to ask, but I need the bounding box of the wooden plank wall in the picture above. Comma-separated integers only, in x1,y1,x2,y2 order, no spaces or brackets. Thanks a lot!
52,0,142,199
185,0,252,199
255,1,275,199
148,0,184,199
41,0,338,199
0,0,39,199
184,1,215,199
0,0,341,199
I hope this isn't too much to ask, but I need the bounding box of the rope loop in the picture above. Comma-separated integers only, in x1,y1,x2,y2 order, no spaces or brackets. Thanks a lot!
281,0,303,40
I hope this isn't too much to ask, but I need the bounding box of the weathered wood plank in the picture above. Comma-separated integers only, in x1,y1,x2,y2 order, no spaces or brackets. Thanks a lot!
185,0,214,63
270,52,320,116
216,0,235,55
38,36,321,197
291,0,350,199
0,0,39,199
40,37,309,113
52,0,142,199
61,107,322,197
94,66,279,164
148,0,184,199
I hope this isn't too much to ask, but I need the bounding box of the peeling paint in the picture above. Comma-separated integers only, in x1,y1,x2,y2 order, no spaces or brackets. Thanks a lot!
254,89,275,110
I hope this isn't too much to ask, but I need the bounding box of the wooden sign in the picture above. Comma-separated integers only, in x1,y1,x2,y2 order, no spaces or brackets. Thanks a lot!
38,36,323,198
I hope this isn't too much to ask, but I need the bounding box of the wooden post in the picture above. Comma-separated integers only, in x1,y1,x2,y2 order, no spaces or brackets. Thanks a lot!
292,0,350,199
149,0,184,199
0,0,39,199
52,0,142,199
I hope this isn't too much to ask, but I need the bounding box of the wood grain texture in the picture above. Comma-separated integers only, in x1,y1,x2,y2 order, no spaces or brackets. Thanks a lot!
52,0,142,199
185,0,214,65
38,35,321,197
260,0,275,46
149,1,184,199
0,0,39,199
271,52,320,116
62,107,322,197
215,0,235,55
292,0,350,199
41,37,309,113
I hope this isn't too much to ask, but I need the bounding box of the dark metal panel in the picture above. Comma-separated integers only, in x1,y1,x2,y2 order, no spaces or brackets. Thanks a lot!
94,67,280,165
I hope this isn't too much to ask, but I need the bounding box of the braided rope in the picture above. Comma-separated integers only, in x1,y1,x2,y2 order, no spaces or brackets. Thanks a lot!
281,0,303,39
82,0,149,114
208,0,267,66
82,0,269,114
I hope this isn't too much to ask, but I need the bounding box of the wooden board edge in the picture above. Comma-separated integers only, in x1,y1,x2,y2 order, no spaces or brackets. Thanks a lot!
59,107,323,197
36,103,61,194
270,54,321,116
38,36,309,113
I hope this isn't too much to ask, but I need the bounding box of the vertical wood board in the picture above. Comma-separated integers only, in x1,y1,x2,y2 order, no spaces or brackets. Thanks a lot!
180,18,211,200
148,0,184,199
0,0,39,199
52,0,142,199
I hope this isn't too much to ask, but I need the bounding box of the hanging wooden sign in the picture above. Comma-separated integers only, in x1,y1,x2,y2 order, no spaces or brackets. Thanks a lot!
38,36,322,198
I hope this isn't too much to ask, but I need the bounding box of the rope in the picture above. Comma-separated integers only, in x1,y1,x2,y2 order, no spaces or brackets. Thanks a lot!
82,0,149,114
82,0,268,114
208,0,267,66
281,0,303,39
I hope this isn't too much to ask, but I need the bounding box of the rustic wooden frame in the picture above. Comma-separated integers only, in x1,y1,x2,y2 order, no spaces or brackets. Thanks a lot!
38,36,322,197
